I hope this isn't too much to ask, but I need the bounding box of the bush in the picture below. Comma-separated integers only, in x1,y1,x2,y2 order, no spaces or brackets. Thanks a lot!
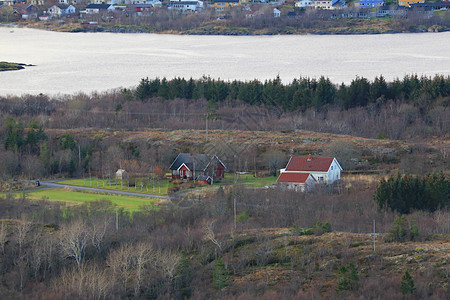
237,211,249,223
336,263,359,292
386,215,419,242
291,221,332,236
401,270,416,295
213,257,228,290
314,221,332,236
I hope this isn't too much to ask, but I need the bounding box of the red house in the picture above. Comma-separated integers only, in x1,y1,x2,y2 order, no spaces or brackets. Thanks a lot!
169,153,226,182
279,155,342,185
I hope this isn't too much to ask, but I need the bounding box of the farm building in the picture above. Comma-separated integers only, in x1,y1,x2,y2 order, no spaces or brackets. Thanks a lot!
169,153,226,182
115,169,127,180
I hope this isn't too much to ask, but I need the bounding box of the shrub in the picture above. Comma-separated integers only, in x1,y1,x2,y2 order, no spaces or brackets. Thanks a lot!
314,221,332,236
213,257,228,290
386,215,419,242
336,263,359,292
237,211,249,223
401,270,416,295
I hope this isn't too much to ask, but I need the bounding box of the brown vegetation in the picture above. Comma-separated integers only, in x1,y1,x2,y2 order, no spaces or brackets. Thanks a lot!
0,179,448,299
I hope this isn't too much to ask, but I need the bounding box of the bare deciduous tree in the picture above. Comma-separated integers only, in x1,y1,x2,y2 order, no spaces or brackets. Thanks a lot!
133,242,152,298
60,220,90,268
154,248,182,281
0,221,7,254
57,264,112,300
264,150,285,177
203,220,223,255
16,217,32,256
29,233,44,280
106,243,134,294
90,216,110,254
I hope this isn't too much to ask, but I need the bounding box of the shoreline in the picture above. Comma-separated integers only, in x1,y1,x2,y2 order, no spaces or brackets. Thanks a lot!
3,21,448,36
0,61,34,72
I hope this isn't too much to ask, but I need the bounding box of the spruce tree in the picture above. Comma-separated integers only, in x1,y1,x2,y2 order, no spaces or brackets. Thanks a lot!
401,270,416,295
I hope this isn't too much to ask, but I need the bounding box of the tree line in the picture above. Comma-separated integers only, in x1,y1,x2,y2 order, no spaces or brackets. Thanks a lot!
134,74,449,111
374,172,450,214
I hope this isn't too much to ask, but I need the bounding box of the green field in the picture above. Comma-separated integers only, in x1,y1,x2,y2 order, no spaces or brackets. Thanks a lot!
60,178,170,195
3,188,160,211
60,175,276,194
221,173,278,187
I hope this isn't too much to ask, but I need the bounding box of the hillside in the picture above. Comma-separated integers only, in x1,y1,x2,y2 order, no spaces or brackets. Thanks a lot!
199,229,450,299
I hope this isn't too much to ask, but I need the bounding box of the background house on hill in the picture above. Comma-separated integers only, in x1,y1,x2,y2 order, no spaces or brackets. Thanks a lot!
83,3,115,15
359,0,384,7
48,4,76,18
210,0,241,11
13,3,38,19
279,155,342,184
169,0,203,12
169,153,226,182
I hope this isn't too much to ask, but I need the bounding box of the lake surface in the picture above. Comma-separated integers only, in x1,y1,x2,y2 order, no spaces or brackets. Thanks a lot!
1,27,449,96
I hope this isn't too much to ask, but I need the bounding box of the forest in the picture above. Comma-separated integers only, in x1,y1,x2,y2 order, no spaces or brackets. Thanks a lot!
0,74,449,299
0,74,447,179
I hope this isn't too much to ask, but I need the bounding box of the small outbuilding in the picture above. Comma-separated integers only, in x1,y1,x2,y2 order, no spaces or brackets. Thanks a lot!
115,169,127,180
276,172,316,192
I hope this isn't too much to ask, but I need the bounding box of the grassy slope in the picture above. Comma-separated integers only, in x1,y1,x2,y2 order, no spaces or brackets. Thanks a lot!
204,228,450,297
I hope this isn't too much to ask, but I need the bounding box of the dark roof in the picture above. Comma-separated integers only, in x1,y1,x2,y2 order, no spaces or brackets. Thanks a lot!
85,4,112,9
285,156,338,172
410,2,450,8
170,0,199,4
169,153,211,171
212,0,240,3
277,173,311,184
134,4,154,7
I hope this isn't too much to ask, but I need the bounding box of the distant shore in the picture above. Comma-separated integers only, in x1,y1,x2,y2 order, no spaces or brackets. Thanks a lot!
8,18,449,36
0,61,33,72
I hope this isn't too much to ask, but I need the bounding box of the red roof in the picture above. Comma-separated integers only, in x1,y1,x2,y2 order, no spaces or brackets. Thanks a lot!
285,156,334,172
277,172,311,184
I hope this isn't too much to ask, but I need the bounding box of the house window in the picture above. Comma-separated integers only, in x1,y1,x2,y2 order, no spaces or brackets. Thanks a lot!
331,166,333,170
318,176,324,182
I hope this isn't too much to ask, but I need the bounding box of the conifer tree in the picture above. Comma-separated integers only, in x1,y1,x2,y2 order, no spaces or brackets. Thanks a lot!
401,270,416,295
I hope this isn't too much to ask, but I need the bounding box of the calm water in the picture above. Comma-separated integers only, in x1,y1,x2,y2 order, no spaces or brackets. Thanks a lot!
1,27,449,96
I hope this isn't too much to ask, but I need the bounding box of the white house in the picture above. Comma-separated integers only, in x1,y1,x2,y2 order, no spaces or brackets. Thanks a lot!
279,155,342,185
295,0,313,8
313,0,340,9
169,0,203,12
48,5,76,18
115,169,127,180
128,0,161,4
273,8,281,17
277,172,316,192
84,4,115,14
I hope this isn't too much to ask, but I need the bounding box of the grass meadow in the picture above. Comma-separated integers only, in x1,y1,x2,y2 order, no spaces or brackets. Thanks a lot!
2,188,160,211
60,178,171,195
